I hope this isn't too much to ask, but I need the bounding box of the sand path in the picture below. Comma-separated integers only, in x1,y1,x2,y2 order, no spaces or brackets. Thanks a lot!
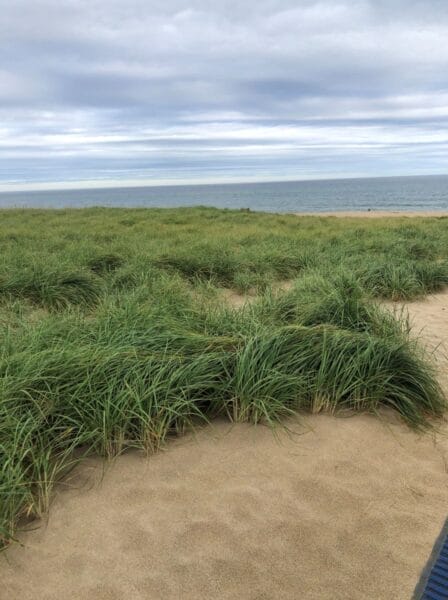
2,294,448,600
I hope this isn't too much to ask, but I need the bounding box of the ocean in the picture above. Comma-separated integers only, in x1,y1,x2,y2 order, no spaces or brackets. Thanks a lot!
0,175,447,212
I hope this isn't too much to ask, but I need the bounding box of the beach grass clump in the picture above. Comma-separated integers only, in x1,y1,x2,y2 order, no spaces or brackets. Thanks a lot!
252,270,406,339
87,253,124,275
254,247,317,279
153,240,317,288
153,243,240,286
0,269,102,309
230,325,443,426
413,261,448,292
361,259,448,300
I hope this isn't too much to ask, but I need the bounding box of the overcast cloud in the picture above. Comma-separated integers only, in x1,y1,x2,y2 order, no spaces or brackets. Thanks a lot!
1,0,448,189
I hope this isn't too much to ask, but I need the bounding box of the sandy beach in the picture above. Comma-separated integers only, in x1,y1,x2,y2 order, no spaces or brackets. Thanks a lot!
1,292,448,600
295,211,448,218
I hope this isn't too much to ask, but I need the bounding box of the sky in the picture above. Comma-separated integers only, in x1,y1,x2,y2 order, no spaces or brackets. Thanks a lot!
1,0,448,191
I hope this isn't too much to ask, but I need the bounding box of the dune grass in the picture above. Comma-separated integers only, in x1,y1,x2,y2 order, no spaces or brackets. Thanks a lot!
0,207,447,548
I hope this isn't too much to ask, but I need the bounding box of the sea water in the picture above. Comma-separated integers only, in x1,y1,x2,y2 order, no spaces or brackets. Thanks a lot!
0,175,447,212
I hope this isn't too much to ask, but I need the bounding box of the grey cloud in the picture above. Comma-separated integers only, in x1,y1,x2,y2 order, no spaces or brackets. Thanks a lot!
0,0,447,187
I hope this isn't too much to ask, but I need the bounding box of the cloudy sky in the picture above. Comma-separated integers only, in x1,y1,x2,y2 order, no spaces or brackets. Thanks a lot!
1,0,448,190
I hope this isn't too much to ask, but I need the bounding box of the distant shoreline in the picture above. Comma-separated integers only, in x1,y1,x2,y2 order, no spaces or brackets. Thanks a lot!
294,210,448,218
0,207,446,218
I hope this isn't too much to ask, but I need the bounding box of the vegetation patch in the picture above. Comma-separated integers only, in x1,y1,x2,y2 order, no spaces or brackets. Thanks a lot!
0,207,447,548
0,269,101,310
87,253,124,275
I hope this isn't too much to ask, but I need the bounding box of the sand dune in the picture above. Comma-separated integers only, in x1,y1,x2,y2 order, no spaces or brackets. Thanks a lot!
2,294,448,600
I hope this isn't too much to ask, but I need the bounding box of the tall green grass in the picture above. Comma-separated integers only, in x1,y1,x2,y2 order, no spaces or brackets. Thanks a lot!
0,268,101,309
0,276,444,548
0,207,447,549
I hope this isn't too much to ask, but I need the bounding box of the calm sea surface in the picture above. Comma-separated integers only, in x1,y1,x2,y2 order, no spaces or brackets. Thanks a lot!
0,175,447,212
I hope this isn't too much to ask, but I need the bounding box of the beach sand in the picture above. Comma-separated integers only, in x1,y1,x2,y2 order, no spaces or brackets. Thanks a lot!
295,210,448,218
2,293,448,600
